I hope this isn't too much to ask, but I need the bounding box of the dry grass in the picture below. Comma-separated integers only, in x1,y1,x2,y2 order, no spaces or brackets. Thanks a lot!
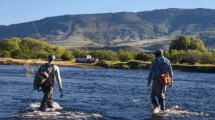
52,36,103,49
0,58,100,69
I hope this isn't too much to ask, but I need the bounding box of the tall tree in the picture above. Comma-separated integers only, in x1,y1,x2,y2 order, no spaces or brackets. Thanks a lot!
170,35,190,51
170,35,206,52
0,37,20,52
189,37,206,52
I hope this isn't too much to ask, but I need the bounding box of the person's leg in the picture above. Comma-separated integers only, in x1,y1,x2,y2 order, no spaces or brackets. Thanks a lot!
39,86,53,111
151,91,159,109
158,87,166,111
39,91,48,111
151,80,160,109
47,87,54,108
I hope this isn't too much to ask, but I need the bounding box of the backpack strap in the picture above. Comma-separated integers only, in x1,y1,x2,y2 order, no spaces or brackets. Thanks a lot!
44,64,54,86
45,64,54,74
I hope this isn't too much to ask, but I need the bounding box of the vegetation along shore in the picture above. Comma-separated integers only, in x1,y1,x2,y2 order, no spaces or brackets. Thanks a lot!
0,35,215,73
1,58,215,73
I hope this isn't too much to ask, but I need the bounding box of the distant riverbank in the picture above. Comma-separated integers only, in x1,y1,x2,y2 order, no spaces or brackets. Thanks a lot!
0,58,100,69
0,58,215,73
96,60,215,73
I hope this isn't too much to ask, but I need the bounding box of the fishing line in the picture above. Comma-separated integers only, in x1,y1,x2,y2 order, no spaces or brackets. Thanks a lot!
24,0,40,39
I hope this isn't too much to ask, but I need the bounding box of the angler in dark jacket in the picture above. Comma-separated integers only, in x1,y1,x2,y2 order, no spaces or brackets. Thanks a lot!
35,54,63,111
148,49,173,111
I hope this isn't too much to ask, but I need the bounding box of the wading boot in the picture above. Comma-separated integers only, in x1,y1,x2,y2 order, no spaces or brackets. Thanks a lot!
160,104,165,111
39,106,46,111
39,102,46,111
47,102,54,108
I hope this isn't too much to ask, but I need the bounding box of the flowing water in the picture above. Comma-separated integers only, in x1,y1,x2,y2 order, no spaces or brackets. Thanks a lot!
0,65,214,120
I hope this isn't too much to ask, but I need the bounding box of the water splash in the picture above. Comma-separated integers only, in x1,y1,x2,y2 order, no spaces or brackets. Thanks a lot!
14,101,102,120
157,105,210,118
132,99,144,102
29,102,62,111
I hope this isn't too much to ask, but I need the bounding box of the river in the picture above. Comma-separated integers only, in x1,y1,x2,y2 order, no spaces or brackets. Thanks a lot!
0,65,214,120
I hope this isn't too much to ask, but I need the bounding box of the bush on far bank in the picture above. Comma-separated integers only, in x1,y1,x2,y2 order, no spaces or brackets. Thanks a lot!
61,50,74,61
0,37,74,61
165,50,215,65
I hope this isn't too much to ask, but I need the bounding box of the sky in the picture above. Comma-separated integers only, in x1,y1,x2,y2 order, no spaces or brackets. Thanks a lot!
0,0,215,25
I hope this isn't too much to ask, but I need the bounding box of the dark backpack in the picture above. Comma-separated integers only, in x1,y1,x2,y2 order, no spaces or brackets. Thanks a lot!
33,64,54,91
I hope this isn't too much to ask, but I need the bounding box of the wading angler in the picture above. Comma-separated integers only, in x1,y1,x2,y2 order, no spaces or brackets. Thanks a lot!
33,53,63,111
148,49,173,112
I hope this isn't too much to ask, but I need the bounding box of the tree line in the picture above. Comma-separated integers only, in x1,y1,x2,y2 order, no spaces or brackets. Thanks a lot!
0,35,215,65
0,37,73,60
0,37,155,62
72,35,215,65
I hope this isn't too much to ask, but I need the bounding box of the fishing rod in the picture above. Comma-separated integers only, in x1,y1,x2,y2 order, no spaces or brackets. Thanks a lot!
136,60,152,92
22,1,40,78
136,60,148,82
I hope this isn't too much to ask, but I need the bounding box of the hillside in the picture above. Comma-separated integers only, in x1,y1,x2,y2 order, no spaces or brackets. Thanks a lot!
1,8,215,50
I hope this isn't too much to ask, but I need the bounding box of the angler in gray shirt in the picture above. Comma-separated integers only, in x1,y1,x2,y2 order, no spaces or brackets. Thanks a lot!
148,49,173,111
37,53,63,111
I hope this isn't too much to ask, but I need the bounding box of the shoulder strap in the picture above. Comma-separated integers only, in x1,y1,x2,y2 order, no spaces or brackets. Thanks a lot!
45,64,54,74
156,59,162,73
45,63,48,68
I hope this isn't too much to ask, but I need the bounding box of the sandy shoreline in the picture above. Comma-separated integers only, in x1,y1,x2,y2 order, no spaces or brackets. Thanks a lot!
0,58,101,69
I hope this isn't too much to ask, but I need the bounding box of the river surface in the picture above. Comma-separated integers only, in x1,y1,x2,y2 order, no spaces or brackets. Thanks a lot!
0,65,214,120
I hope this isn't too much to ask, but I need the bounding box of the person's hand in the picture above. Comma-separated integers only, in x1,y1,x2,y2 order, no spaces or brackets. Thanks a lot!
148,84,152,92
60,92,63,98
33,86,37,90
148,86,151,92
59,87,63,98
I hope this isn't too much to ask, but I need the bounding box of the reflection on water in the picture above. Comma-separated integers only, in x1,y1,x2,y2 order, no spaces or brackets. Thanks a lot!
0,65,214,120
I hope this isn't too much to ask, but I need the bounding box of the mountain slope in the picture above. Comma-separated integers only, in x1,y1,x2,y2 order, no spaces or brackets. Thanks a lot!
1,8,215,50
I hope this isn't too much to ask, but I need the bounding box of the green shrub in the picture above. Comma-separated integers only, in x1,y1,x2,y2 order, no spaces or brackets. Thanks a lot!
122,65,130,70
179,50,202,65
0,37,71,60
135,52,154,61
117,49,134,62
61,51,74,61
90,50,117,61
0,51,10,58
200,52,215,64
168,50,186,64
170,35,206,52
73,49,89,58
95,60,110,68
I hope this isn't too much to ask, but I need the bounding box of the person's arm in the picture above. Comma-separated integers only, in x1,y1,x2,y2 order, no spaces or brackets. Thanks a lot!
148,60,155,87
168,62,173,86
54,65,63,98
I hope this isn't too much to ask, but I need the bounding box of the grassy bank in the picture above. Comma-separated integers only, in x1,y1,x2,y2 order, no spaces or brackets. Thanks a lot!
95,60,215,73
0,58,215,73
